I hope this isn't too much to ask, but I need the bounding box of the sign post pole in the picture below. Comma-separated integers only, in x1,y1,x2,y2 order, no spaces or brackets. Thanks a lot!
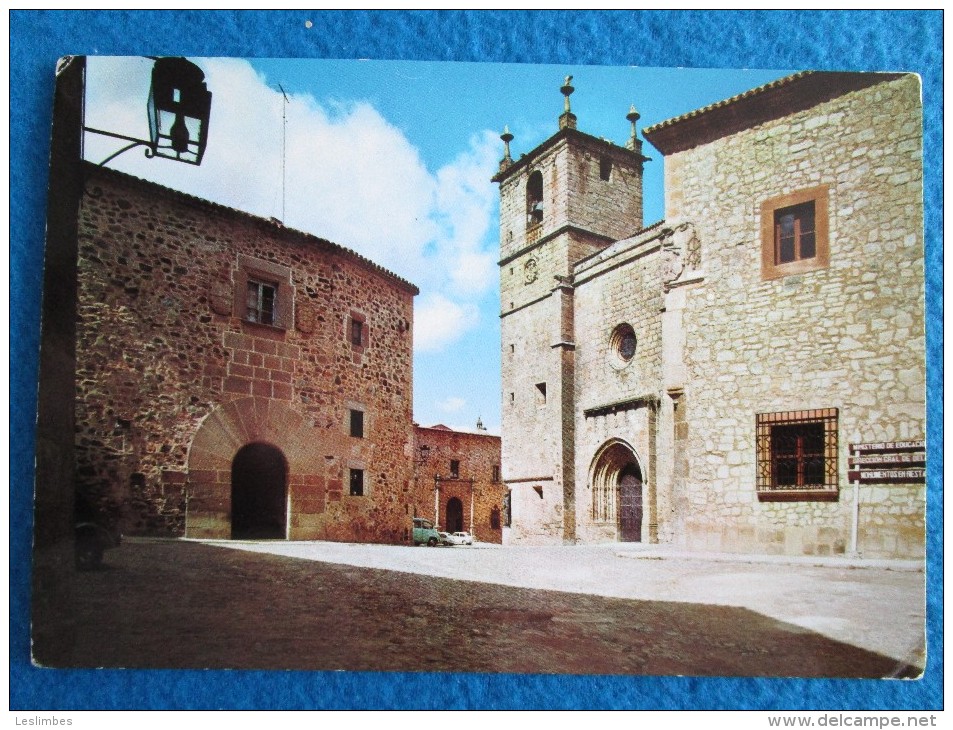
850,444,860,556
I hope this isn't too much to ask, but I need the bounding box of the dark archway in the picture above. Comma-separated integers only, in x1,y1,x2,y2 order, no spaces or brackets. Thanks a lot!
446,497,464,533
618,463,643,542
231,442,288,540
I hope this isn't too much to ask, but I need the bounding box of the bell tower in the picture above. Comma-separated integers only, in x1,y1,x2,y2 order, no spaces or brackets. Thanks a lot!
494,77,649,544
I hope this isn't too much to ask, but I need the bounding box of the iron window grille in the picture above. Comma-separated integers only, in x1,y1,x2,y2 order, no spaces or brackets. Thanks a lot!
756,408,838,501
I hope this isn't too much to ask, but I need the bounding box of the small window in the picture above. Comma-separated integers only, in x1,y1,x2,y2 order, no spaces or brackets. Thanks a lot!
761,186,829,280
492,464,500,483
349,311,368,349
503,491,512,528
756,409,838,501
349,468,365,497
490,506,501,530
535,382,547,405
774,202,816,265
599,157,612,181
526,170,543,228
450,460,460,479
350,409,364,438
234,255,292,330
246,280,277,325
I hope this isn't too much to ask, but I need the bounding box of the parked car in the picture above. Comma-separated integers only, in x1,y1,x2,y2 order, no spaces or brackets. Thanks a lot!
446,531,474,546
412,517,440,547
438,531,454,546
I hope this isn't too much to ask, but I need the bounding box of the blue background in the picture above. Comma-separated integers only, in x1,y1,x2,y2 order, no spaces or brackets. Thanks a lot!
10,10,943,710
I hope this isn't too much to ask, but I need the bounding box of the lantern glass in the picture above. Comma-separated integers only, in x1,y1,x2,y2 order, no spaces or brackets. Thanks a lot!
147,57,212,165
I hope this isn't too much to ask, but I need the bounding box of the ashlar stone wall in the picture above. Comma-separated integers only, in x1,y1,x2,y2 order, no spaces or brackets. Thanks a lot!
666,75,924,558
571,227,668,543
497,129,648,545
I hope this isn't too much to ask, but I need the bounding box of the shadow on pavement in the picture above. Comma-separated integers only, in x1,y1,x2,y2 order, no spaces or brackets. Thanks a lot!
35,539,921,678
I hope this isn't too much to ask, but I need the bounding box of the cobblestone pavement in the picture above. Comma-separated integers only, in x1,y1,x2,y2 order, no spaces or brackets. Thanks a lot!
51,538,924,677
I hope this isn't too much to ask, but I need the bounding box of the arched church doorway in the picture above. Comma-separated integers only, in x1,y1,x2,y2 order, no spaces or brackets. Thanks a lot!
590,440,644,543
446,497,464,533
231,442,288,540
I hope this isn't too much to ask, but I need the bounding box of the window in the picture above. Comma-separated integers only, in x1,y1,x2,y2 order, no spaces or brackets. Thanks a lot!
492,464,500,483
490,506,501,530
610,323,637,367
349,311,367,350
450,460,460,479
349,468,365,496
775,202,815,264
756,409,838,501
350,409,364,438
535,382,547,405
761,186,829,280
599,157,612,181
246,280,276,325
526,170,543,228
234,255,292,329
503,491,512,528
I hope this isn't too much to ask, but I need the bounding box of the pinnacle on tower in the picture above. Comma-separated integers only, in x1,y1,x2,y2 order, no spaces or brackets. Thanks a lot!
559,75,577,130
626,104,643,154
499,125,514,173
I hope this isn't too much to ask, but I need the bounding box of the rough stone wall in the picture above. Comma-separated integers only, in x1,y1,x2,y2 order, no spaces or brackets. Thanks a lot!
411,426,505,543
75,166,416,543
665,75,924,558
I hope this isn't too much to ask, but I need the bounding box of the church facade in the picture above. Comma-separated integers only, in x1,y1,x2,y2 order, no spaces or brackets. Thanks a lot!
495,72,925,558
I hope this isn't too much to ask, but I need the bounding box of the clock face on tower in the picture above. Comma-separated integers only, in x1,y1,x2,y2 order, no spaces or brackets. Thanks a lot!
524,257,538,284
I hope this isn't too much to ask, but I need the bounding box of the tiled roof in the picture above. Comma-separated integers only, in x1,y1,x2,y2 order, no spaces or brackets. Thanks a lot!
643,71,905,155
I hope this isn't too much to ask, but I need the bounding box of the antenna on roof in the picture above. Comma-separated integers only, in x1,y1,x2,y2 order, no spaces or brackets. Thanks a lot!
278,83,289,222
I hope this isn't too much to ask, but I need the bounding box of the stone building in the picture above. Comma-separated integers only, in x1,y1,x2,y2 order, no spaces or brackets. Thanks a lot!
495,72,925,558
411,423,505,543
76,163,418,543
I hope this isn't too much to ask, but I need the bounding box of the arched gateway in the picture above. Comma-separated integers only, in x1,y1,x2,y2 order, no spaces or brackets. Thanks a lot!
231,442,288,539
184,397,330,539
590,440,644,542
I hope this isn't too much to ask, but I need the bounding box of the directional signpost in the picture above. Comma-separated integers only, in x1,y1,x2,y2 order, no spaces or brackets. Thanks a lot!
847,440,926,554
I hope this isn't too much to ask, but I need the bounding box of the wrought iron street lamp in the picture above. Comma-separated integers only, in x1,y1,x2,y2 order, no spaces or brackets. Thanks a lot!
85,56,212,167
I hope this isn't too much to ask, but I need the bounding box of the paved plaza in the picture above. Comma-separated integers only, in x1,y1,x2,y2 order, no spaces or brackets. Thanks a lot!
48,538,925,677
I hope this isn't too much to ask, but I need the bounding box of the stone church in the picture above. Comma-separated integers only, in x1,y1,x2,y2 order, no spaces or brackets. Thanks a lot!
495,72,924,558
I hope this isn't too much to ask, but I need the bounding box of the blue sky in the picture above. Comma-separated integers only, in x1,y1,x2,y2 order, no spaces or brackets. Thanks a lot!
83,58,791,434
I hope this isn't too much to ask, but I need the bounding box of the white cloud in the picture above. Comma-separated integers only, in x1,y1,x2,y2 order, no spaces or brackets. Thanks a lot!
413,293,479,353
83,57,499,358
438,397,466,413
